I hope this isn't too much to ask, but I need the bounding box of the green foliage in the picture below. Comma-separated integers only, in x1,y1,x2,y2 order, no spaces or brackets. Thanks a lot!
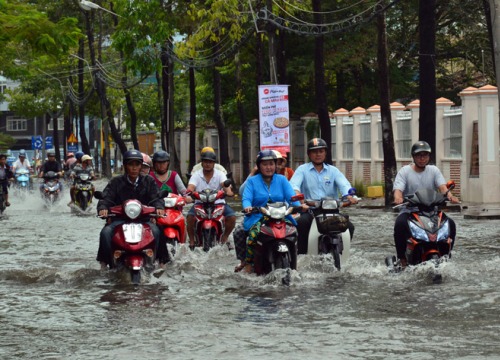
0,133,16,152
353,179,367,198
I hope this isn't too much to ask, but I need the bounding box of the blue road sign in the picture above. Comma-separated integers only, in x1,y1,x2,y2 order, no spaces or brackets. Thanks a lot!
68,144,78,152
32,136,43,150
45,136,53,149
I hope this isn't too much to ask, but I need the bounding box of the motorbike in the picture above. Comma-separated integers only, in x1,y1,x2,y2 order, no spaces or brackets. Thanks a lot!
14,168,31,199
156,193,187,255
40,171,62,206
385,181,456,282
187,179,232,252
94,190,166,284
245,195,303,285
305,188,358,271
72,170,94,212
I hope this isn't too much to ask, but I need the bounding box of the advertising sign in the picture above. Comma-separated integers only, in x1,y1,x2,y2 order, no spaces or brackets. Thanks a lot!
258,85,290,154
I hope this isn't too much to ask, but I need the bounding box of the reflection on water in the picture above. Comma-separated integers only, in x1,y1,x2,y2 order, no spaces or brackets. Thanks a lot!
1,194,500,359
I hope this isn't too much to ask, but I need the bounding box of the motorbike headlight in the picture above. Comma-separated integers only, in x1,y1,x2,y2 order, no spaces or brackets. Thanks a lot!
269,206,287,219
80,173,90,181
164,197,177,208
437,220,450,241
408,221,429,242
195,208,208,219
322,199,339,210
124,200,142,219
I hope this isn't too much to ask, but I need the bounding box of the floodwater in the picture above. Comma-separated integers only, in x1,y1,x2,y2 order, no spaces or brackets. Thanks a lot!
1,183,500,360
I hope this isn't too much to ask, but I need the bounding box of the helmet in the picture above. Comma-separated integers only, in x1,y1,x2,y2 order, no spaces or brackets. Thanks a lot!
152,150,170,163
123,149,143,164
201,151,217,162
141,152,152,167
46,149,56,157
271,150,283,160
307,138,328,152
75,151,84,161
67,152,74,158
411,141,432,156
201,146,215,154
256,150,277,166
19,149,26,157
81,155,93,162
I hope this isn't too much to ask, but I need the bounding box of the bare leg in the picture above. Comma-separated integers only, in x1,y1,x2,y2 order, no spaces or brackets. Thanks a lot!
221,216,236,243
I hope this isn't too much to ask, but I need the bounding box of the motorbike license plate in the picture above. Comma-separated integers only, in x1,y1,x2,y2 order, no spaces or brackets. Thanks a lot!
122,223,144,244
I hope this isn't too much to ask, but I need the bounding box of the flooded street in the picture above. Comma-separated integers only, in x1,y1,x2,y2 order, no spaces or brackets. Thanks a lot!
1,185,500,359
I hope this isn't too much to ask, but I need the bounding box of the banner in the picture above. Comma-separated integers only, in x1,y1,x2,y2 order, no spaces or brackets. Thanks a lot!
258,85,290,154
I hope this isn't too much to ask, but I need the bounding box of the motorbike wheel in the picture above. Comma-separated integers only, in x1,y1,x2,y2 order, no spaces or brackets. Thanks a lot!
331,245,341,270
202,229,215,252
131,270,141,285
274,253,291,286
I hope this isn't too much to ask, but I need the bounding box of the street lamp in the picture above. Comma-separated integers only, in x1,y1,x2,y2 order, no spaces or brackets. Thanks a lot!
79,0,122,17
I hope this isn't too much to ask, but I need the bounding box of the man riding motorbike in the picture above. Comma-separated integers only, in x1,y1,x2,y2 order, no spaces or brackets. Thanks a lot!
68,154,96,206
0,154,14,207
38,149,63,192
393,141,460,268
96,149,165,270
289,138,358,254
186,150,235,249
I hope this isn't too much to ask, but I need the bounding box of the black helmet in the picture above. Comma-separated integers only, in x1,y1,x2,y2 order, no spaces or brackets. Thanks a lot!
256,150,277,166
123,149,143,164
152,150,170,163
411,141,432,156
46,149,56,157
201,151,217,162
307,138,328,152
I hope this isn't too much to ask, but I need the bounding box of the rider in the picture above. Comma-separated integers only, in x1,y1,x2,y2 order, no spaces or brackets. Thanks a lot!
65,152,77,171
96,149,165,270
141,153,153,176
38,149,63,179
150,150,190,266
393,141,460,268
12,149,32,174
274,150,295,180
289,138,358,254
186,150,235,249
0,154,14,206
239,150,302,273
68,154,96,206
150,150,188,195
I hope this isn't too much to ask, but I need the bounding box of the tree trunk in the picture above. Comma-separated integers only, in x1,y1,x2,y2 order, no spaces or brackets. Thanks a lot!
52,114,61,164
213,66,230,171
419,0,437,162
377,10,397,208
160,43,169,151
486,0,500,118
235,52,249,181
313,0,332,164
189,66,197,176
77,40,90,155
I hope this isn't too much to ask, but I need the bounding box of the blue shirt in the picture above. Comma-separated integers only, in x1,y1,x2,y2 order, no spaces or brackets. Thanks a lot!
289,162,352,200
242,173,299,231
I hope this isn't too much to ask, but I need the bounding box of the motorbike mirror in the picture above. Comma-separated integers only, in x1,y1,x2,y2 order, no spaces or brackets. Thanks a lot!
226,171,233,179
446,180,455,190
158,189,170,198
348,187,356,196
94,191,104,200
291,193,304,202
223,179,232,187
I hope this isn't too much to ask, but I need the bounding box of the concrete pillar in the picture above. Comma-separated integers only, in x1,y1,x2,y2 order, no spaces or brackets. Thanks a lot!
435,97,455,167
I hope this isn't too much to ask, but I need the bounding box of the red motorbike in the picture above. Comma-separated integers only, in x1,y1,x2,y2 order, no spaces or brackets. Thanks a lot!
246,194,303,285
157,193,186,253
95,191,159,284
188,180,231,252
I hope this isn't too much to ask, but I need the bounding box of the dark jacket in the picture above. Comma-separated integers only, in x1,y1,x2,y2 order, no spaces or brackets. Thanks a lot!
97,174,163,212
0,164,13,182
41,161,62,174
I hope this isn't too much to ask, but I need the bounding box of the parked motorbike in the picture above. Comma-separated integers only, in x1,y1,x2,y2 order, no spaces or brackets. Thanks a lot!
385,181,456,282
156,193,186,255
305,188,358,271
187,179,232,252
245,195,303,285
73,170,94,212
94,190,165,284
14,168,31,200
40,171,62,206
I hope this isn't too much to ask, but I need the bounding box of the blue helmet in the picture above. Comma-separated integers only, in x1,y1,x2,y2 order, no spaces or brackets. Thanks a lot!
75,151,85,161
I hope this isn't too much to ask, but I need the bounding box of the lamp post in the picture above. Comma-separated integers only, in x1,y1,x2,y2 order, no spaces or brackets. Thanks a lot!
79,0,122,17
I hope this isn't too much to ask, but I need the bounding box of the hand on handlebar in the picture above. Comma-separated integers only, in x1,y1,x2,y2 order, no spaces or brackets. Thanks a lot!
98,209,108,217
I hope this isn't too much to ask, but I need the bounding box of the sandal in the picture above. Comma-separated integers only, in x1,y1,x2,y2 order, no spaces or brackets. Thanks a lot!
234,262,246,272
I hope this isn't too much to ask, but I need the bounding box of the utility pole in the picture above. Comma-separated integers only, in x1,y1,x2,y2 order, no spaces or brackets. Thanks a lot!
267,0,278,84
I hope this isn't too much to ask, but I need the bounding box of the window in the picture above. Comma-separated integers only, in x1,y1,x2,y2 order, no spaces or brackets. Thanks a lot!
48,117,65,131
359,115,371,159
6,116,27,131
396,111,412,158
444,109,462,158
330,118,336,160
342,117,353,159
